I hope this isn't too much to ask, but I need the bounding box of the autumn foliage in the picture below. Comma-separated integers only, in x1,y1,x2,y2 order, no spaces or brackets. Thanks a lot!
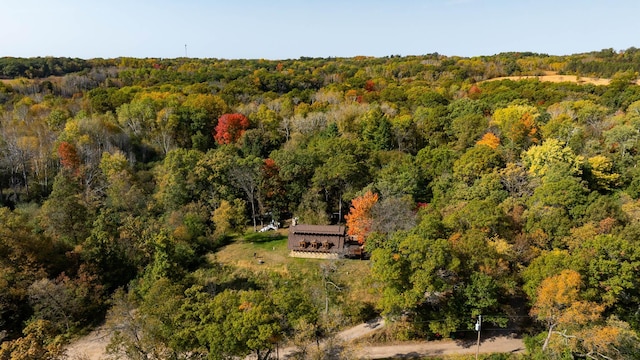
57,141,80,173
364,80,376,92
468,84,482,99
345,190,379,244
530,269,605,352
531,269,582,323
214,113,249,144
491,105,539,150
476,132,500,149
261,158,283,199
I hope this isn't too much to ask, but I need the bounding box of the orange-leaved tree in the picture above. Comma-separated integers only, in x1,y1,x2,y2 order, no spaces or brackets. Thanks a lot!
476,132,500,149
530,269,604,353
57,141,80,175
345,190,379,244
214,113,249,144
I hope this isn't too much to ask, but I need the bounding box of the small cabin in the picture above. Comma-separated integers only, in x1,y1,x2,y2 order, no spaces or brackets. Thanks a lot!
288,224,363,259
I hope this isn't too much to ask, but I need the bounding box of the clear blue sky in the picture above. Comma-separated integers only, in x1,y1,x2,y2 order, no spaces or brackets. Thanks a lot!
3,0,639,60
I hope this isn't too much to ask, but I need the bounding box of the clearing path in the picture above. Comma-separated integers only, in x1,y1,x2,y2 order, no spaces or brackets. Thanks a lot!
275,317,386,358
65,326,111,360
338,317,386,341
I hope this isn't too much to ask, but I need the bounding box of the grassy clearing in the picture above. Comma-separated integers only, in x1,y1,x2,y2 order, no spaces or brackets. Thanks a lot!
210,227,378,315
212,229,292,274
484,71,640,86
485,74,611,85
213,228,370,275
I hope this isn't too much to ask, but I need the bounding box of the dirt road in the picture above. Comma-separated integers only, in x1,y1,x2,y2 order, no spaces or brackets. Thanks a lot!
65,317,525,359
338,319,525,359
274,318,525,359
356,336,524,359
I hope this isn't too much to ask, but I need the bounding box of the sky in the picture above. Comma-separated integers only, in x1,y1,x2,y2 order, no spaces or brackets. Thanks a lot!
2,0,640,60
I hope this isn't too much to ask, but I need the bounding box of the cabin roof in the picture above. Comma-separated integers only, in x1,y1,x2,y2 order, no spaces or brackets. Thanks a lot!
290,224,346,235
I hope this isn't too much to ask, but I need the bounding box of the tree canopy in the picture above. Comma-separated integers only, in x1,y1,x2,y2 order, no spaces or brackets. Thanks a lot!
3,49,640,358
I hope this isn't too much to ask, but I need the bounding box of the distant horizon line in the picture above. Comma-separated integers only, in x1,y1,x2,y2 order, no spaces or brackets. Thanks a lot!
1,47,638,62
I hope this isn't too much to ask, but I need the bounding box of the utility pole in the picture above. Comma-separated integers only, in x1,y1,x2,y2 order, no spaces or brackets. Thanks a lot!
475,314,482,360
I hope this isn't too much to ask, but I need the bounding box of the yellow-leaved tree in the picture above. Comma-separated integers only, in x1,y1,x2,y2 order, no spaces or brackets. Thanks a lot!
490,104,539,159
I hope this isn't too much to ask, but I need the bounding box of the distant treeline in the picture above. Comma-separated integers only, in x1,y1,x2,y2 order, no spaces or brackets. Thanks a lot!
1,48,640,81
0,57,90,79
561,48,640,78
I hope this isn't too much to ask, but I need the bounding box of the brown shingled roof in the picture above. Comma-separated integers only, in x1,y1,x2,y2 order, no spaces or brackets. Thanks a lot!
290,224,346,235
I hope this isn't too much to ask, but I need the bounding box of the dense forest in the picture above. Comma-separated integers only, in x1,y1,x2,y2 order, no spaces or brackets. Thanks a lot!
3,48,640,359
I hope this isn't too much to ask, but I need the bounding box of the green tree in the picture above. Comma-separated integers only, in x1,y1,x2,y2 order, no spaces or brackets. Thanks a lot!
359,108,394,151
194,146,237,208
38,172,90,245
541,113,577,143
270,147,320,215
179,93,228,150
229,155,262,231
415,145,457,183
373,153,419,199
524,166,589,242
116,98,156,141
370,213,463,337
100,150,146,211
463,272,504,327
296,191,330,225
259,158,288,221
573,234,640,309
82,209,146,291
390,113,421,153
211,199,246,239
414,105,450,147
450,113,488,150
154,148,205,211
192,288,282,360
310,137,370,221
453,144,503,185
105,283,189,360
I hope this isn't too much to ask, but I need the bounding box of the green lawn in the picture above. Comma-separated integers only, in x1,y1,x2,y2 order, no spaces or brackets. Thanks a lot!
209,228,377,312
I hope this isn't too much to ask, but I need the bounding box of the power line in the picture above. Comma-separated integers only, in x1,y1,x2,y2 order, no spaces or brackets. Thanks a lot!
409,314,533,324
475,315,482,360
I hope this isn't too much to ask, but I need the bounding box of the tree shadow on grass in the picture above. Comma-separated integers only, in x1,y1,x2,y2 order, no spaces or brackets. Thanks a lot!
243,232,287,244
209,234,235,251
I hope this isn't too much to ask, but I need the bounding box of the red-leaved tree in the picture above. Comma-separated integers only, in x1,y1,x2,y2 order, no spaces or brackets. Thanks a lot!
214,113,249,144
345,190,379,244
57,141,80,174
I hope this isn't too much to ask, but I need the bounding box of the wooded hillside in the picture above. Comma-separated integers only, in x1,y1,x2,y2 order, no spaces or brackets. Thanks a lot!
2,48,640,359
